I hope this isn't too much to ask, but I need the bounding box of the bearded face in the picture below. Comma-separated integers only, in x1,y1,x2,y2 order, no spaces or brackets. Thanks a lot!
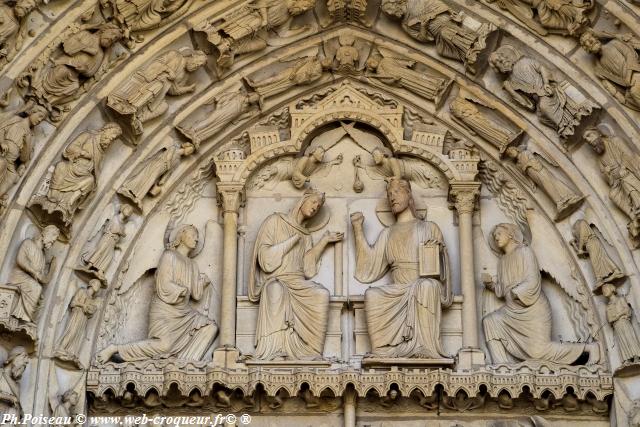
287,0,315,16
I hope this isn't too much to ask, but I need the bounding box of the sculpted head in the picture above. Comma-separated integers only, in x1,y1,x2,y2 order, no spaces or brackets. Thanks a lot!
62,390,79,406
88,279,101,295
171,225,199,251
299,190,325,220
583,128,604,154
41,225,60,249
100,122,122,146
386,178,416,216
120,204,133,219
185,50,208,72
7,346,28,379
504,146,520,160
489,46,521,74
580,31,602,54
14,0,36,19
366,54,381,72
381,0,407,18
28,106,48,127
491,223,524,253
287,0,316,16
601,283,616,298
98,24,123,48
371,147,389,165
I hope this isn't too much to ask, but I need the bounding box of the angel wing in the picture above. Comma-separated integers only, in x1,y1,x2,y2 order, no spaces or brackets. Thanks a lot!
248,158,295,190
478,160,531,239
399,158,444,189
341,121,384,153
307,125,347,152
528,210,595,340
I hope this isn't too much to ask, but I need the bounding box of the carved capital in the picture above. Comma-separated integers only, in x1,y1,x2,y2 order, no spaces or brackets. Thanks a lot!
217,183,244,214
449,183,481,215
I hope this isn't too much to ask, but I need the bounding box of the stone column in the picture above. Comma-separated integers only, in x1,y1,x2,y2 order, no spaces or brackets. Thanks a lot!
343,387,357,427
450,183,485,369
217,183,243,349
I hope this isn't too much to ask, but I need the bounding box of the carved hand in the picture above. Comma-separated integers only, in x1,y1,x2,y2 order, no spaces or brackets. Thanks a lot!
481,272,494,290
350,211,364,228
323,231,344,243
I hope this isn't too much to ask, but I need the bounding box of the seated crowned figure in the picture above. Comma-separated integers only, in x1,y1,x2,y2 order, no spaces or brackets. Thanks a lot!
482,223,600,365
350,178,453,359
248,189,343,360
96,224,217,363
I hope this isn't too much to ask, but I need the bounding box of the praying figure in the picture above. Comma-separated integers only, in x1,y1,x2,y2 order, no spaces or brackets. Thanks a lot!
96,224,218,362
248,189,343,360
482,223,599,365
351,178,453,359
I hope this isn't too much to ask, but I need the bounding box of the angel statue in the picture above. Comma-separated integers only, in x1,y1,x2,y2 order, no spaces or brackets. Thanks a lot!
248,189,342,360
249,126,345,190
380,0,495,74
117,141,195,209
29,123,122,227
107,49,207,135
482,223,600,365
351,178,453,359
504,145,583,221
195,0,317,69
96,223,218,362
583,127,640,244
490,45,595,139
78,204,133,282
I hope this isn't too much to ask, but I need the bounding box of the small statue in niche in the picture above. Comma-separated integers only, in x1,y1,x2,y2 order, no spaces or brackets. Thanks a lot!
0,346,28,417
107,49,207,135
351,178,453,359
380,0,496,74
482,223,599,365
104,0,191,32
96,224,218,363
579,30,640,112
29,123,122,227
503,145,583,221
117,141,195,210
583,127,640,246
571,219,626,289
331,34,360,74
366,52,451,106
0,0,37,67
33,24,123,108
5,225,59,326
194,0,317,69
53,279,101,368
490,45,595,139
248,189,342,360
450,95,522,155
78,204,133,282
601,283,640,364
245,55,324,103
485,0,593,36
0,106,48,211
177,89,261,145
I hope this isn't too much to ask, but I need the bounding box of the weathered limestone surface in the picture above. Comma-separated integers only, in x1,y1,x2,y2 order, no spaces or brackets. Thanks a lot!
2,0,640,426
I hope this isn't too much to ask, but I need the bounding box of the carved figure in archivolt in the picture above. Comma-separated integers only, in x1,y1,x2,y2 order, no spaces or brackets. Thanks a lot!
96,224,218,362
490,45,595,139
0,346,28,417
54,279,101,368
485,0,593,36
29,123,122,227
580,30,640,112
601,283,640,364
571,220,625,290
504,146,583,221
104,0,192,32
366,52,451,106
0,0,36,67
5,225,59,327
323,34,363,75
248,189,342,360
195,0,316,69
380,0,496,74
0,106,48,210
583,127,640,245
450,95,522,154
482,223,599,364
177,88,260,145
117,141,195,209
23,23,123,118
245,55,324,102
107,49,207,135
78,205,133,282
351,178,453,358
